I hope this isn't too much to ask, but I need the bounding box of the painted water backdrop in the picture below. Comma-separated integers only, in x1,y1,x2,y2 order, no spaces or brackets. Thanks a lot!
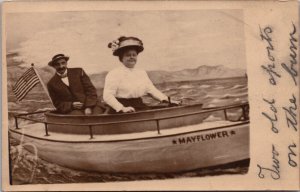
8,77,249,184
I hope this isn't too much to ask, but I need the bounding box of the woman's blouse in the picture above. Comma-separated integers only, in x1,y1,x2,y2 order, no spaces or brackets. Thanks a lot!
103,65,168,112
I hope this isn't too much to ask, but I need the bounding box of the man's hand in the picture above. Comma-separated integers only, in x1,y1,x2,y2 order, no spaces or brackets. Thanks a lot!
72,102,84,109
84,107,92,115
121,106,135,113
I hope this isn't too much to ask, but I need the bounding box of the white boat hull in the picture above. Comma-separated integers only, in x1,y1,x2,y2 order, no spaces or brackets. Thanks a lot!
9,121,249,173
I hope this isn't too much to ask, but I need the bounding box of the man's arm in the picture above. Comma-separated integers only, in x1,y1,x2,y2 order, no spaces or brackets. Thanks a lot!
80,69,98,108
47,84,73,113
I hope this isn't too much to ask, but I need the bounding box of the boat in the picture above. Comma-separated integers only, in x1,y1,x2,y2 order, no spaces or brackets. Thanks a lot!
9,102,249,173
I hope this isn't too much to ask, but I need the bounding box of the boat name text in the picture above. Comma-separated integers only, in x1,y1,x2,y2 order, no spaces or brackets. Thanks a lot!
172,130,235,145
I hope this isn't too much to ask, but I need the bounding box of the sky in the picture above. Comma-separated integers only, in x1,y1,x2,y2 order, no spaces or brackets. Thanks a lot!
5,10,246,74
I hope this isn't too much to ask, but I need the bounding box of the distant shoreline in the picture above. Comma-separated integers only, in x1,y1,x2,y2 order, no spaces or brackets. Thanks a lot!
155,76,247,85
7,77,248,103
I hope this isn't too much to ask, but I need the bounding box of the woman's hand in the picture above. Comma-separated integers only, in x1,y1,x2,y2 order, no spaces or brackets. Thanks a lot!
170,99,182,106
121,106,136,113
161,99,182,106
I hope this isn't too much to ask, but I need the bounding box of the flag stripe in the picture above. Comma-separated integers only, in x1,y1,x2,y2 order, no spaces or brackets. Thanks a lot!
13,67,40,101
14,79,38,96
13,68,34,87
13,69,36,89
14,79,40,101
14,76,39,94
17,82,39,101
20,70,36,83
13,75,39,93
14,79,39,100
14,78,40,98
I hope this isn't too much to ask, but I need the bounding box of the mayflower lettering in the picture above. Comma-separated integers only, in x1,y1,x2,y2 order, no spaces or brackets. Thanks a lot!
172,130,234,145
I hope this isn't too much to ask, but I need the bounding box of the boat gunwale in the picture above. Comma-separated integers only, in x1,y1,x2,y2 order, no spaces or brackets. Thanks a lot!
44,103,205,118
9,120,249,143
16,103,249,127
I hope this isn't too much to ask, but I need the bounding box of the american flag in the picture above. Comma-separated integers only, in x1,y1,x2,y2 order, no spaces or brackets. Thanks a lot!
13,67,40,101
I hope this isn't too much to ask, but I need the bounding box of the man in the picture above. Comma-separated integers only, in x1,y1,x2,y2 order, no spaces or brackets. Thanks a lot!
47,54,105,115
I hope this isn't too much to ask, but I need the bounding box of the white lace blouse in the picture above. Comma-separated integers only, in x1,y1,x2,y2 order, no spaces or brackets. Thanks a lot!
103,65,168,112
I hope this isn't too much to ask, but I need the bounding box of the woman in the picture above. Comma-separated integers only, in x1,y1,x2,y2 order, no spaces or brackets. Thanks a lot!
103,36,179,113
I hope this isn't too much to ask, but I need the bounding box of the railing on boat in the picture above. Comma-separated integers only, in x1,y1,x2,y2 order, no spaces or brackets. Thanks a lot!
13,103,249,139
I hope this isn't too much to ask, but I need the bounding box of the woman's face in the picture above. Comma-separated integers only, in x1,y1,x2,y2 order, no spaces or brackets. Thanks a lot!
121,49,138,68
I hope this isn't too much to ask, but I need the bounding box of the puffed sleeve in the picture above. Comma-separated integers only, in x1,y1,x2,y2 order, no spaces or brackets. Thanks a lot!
103,71,124,112
144,71,168,101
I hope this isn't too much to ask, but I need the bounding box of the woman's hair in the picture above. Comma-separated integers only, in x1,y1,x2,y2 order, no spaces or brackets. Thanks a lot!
118,46,139,62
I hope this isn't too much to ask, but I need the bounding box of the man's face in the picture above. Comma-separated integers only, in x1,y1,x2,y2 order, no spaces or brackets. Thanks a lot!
53,58,68,74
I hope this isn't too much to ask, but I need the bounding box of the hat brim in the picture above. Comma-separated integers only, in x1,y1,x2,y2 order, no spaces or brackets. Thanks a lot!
48,56,69,66
113,45,144,56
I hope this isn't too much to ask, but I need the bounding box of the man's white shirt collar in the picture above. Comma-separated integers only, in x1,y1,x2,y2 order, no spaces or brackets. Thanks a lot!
57,69,69,86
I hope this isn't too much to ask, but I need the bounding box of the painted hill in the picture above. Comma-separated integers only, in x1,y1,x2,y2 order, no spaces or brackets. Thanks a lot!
148,65,245,84
7,65,245,91
6,52,246,94
84,65,245,88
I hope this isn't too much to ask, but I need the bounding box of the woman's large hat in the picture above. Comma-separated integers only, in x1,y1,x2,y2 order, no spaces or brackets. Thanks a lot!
48,54,69,66
108,36,144,56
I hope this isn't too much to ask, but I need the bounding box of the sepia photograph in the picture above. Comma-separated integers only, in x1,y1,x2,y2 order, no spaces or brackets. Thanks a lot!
2,0,299,191
6,8,249,185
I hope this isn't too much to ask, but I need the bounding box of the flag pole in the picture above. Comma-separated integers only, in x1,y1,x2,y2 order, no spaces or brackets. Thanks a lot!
31,63,55,107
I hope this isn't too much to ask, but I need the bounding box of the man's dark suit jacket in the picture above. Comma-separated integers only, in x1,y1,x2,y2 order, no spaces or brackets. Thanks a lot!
47,68,98,114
